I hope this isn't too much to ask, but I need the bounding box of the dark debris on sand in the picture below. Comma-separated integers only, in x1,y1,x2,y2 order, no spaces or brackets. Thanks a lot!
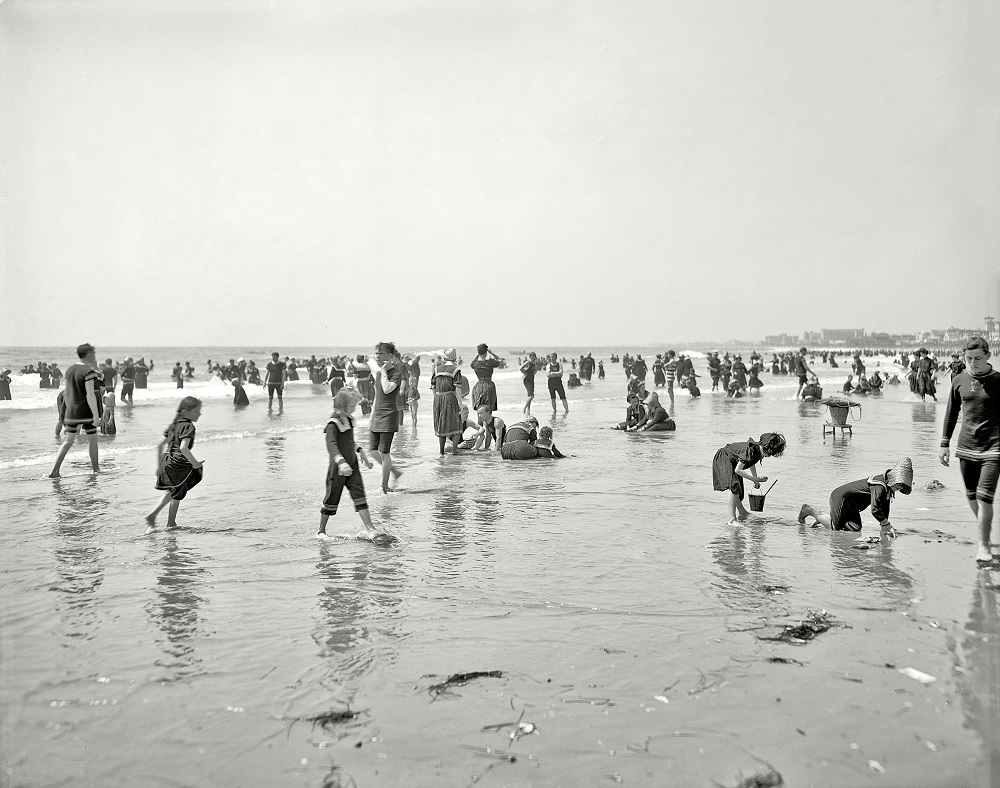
721,767,784,788
756,611,836,645
303,708,364,731
427,670,504,697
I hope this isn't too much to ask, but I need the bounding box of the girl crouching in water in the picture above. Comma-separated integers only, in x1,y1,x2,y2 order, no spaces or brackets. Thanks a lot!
318,389,380,539
145,397,204,532
712,432,786,524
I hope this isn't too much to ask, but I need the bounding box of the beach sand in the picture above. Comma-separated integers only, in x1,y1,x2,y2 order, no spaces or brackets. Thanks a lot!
1,349,998,786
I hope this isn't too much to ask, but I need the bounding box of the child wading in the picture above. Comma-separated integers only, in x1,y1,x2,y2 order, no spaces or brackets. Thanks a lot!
146,397,204,532
797,457,913,538
712,432,786,523
317,390,380,539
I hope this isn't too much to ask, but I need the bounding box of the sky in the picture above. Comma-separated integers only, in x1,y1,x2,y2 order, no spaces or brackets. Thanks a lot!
1,0,998,348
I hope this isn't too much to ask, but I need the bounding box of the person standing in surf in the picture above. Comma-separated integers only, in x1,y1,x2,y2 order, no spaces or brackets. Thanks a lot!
470,343,502,448
49,343,103,478
940,336,1000,563
145,397,205,532
712,432,786,524
119,357,136,404
547,352,569,416
369,341,403,493
520,352,538,415
265,352,287,411
431,349,464,455
794,347,817,400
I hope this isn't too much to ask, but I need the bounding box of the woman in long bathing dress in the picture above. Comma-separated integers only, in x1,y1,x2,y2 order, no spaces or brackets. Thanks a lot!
432,349,464,456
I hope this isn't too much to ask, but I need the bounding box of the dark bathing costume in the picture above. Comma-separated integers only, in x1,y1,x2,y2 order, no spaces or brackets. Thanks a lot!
321,414,368,516
827,473,894,531
712,438,764,501
155,416,203,500
941,366,1000,505
369,360,402,454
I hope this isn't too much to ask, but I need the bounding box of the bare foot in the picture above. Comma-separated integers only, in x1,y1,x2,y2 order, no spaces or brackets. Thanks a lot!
975,546,994,563
798,504,811,524
144,514,157,534
315,530,329,539
48,470,61,478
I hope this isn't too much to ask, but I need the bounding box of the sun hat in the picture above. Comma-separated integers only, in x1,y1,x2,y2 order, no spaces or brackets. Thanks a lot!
886,457,913,495
444,348,457,362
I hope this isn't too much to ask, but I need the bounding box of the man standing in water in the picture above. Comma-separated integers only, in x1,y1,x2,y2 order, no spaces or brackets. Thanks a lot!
369,341,403,493
120,357,136,404
794,347,818,400
265,352,287,411
50,343,103,477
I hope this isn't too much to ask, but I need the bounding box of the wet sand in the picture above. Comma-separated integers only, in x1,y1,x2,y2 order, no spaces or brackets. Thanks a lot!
2,356,998,786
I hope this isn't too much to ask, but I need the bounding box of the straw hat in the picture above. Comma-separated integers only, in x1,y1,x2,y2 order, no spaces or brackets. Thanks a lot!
886,457,913,495
443,348,457,362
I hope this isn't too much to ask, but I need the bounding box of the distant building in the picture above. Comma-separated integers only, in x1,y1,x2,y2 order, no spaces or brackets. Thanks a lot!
763,333,799,346
821,328,866,342
985,316,998,344
803,331,822,344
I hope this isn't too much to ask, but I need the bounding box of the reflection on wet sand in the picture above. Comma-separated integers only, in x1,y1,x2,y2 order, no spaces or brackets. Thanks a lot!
428,463,470,581
313,544,404,685
827,534,913,602
954,572,1000,786
145,534,206,680
51,478,107,643
263,436,285,476
709,523,769,608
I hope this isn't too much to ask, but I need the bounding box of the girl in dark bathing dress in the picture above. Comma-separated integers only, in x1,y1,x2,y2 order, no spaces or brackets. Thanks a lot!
712,432,786,523
145,397,204,532
798,458,913,539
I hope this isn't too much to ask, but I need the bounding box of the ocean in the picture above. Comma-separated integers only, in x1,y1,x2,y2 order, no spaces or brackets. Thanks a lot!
1,345,997,787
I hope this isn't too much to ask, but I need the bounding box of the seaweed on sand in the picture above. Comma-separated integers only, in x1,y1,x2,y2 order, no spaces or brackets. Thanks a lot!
756,611,835,644
304,708,362,731
427,670,504,697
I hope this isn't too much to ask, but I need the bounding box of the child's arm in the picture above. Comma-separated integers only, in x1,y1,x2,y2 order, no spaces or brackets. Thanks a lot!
178,439,203,468
735,461,766,486
357,446,374,469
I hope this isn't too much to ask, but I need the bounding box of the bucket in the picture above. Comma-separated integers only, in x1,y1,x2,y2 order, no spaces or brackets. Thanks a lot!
828,404,850,425
747,480,778,512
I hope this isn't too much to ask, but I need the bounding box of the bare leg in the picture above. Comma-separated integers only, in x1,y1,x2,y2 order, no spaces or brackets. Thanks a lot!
438,436,446,455
49,433,77,477
358,507,375,532
410,401,418,428
968,499,995,562
561,397,569,414
164,499,181,528
727,492,747,523
146,492,173,532
551,397,557,416
370,450,398,492
318,512,331,535
86,433,99,472
523,394,533,415
481,411,493,450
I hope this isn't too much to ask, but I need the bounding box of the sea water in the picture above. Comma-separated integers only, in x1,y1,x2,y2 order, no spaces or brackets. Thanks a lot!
1,347,997,787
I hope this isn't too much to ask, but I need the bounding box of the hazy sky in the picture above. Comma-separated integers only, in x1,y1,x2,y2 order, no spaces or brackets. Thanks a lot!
2,0,998,348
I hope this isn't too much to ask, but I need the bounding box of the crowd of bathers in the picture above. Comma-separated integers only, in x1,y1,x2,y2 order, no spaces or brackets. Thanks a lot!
28,336,1000,562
